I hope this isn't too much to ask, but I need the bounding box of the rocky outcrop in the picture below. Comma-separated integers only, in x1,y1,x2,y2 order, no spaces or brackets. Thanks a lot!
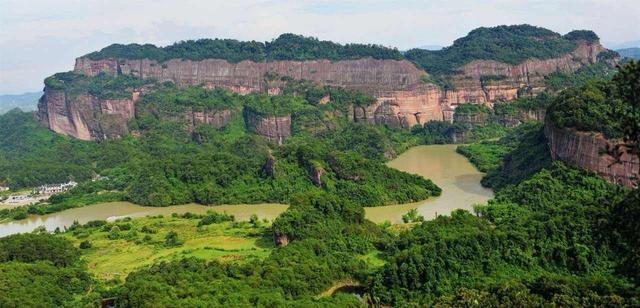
183,109,233,130
39,40,614,140
497,109,546,128
244,110,291,145
448,40,613,104
262,152,276,178
37,88,135,141
310,166,325,187
274,234,289,247
545,119,639,187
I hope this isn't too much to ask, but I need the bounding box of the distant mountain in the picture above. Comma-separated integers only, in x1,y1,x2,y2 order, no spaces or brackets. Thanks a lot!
0,91,42,114
606,40,640,50
415,45,443,51
616,48,640,60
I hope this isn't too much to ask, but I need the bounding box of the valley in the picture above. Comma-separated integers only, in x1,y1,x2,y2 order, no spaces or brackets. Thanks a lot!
0,144,491,236
0,24,638,307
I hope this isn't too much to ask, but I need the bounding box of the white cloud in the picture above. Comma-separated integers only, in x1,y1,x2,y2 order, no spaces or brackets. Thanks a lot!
0,0,638,93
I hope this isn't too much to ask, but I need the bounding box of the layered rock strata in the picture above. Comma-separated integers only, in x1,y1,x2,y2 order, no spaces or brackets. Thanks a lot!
545,120,639,187
38,40,614,140
244,110,291,145
37,88,136,141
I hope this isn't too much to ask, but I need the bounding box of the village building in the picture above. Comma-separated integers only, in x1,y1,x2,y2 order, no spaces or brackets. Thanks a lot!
33,181,78,195
0,186,9,192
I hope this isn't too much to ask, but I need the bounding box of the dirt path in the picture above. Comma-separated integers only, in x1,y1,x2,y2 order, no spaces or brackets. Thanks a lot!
316,279,361,299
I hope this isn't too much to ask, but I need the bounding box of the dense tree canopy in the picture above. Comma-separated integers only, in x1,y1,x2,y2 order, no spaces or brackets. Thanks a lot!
406,25,583,75
86,33,403,63
0,234,96,307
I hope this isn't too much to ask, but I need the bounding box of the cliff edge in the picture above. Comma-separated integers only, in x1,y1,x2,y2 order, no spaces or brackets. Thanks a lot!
545,119,638,187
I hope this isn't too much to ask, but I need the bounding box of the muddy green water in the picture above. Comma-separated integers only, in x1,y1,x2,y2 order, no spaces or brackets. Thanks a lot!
0,203,288,237
364,145,494,223
0,144,492,237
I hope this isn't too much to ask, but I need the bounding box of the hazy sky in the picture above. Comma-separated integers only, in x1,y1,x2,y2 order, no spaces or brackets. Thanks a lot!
1,0,639,94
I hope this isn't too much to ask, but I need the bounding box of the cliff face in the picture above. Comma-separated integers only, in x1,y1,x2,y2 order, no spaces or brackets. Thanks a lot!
74,57,446,129
183,109,234,130
446,40,611,104
37,88,135,141
75,57,422,93
38,40,613,140
545,120,639,187
244,110,291,145
498,109,546,128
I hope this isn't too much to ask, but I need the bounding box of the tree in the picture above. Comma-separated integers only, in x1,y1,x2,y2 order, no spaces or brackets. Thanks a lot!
612,60,640,166
164,231,182,247
79,240,92,249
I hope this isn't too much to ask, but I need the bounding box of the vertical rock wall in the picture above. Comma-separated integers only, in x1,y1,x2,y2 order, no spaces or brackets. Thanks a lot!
38,40,615,140
37,88,135,141
544,119,639,187
244,109,292,145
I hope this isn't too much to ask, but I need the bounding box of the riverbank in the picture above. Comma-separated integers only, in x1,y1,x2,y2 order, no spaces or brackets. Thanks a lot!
0,202,287,237
0,144,493,236
366,145,493,223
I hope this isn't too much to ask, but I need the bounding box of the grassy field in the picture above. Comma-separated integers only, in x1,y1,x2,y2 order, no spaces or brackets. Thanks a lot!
62,214,274,281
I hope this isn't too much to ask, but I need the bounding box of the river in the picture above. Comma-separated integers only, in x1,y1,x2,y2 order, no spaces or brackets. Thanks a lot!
364,145,494,223
0,144,493,237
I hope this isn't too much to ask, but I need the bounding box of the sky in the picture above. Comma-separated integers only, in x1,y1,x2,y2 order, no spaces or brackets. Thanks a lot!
0,0,639,94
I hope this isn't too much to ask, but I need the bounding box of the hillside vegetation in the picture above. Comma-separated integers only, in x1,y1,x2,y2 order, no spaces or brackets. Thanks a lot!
84,25,597,77
86,33,403,63
547,61,639,139
406,26,593,75
0,77,441,215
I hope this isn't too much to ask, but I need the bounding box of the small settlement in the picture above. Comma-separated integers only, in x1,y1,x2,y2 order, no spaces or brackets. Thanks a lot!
1,181,78,206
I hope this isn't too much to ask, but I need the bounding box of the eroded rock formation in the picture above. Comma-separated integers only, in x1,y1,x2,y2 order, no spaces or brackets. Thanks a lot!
38,39,614,140
310,166,325,187
274,234,289,247
183,109,234,130
545,119,639,187
448,40,612,104
244,110,291,145
497,110,546,128
37,88,135,141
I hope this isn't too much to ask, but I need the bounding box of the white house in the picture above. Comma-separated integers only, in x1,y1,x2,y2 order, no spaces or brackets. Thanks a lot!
33,181,78,195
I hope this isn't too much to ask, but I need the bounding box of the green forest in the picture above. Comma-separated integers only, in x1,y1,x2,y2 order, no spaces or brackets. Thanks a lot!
86,33,403,63
405,26,593,75
0,46,637,306
1,74,444,221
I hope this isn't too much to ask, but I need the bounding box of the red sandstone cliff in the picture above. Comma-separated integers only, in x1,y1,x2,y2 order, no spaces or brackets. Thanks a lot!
38,39,614,140
544,119,639,187
446,40,612,105
74,57,445,129
244,110,291,145
36,88,136,141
